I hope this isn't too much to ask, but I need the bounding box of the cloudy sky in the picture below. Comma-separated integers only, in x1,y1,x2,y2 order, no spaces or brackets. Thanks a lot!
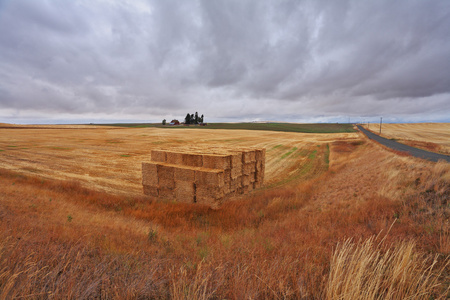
1,0,449,124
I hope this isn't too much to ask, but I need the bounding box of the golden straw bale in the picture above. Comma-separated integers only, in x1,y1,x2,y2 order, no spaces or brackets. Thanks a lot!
250,172,256,183
231,167,242,179
159,177,175,189
157,164,175,189
175,180,195,203
255,171,264,183
230,178,242,191
151,150,166,162
223,182,231,194
255,148,266,161
142,162,158,186
143,185,158,197
196,186,224,202
159,187,175,200
230,152,242,167
236,187,244,195
182,153,203,167
195,169,224,187
253,181,262,189
157,164,174,180
242,185,252,194
203,154,231,170
224,169,231,182
242,175,252,186
166,152,183,165
243,162,256,175
242,150,256,163
256,160,264,172
174,166,195,182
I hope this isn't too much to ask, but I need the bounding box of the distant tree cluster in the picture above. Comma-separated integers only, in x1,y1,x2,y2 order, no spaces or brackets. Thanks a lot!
185,112,204,125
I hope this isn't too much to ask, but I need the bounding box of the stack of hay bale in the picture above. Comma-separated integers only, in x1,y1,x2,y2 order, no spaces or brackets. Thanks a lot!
142,147,265,208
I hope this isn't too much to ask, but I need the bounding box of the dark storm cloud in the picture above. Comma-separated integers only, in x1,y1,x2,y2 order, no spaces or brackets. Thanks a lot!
0,0,449,123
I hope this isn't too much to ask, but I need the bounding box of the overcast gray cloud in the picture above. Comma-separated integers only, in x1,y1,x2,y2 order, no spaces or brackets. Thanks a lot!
0,0,449,124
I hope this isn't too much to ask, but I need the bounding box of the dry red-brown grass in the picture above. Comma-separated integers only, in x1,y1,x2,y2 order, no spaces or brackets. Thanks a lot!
1,138,449,299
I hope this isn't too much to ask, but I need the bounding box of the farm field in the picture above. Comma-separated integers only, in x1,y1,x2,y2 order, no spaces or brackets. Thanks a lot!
0,124,449,298
96,122,356,133
362,123,450,155
0,124,356,196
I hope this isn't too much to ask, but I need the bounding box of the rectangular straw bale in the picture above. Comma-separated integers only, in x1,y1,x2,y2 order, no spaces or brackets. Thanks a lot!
195,169,224,187
255,148,266,161
196,185,224,201
157,164,174,179
230,152,242,167
250,172,256,183
174,166,195,182
255,171,264,183
157,164,174,189
151,150,166,162
142,162,158,186
175,181,195,203
223,182,231,194
202,154,231,170
143,185,158,197
231,167,242,179
242,174,252,186
256,160,264,172
182,153,203,167
243,162,256,175
242,185,252,194
158,177,175,189
166,152,183,165
223,169,231,182
236,187,244,195
230,178,241,192
159,187,174,200
242,150,256,163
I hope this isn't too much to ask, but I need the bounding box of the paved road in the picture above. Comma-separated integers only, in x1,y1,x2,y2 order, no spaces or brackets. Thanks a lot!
357,125,450,163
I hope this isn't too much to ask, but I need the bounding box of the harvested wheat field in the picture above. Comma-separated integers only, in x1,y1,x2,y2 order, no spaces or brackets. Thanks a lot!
0,124,449,299
363,123,450,155
0,125,356,196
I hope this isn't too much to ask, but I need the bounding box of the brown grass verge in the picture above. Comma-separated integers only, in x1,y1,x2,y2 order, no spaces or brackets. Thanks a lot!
0,140,449,298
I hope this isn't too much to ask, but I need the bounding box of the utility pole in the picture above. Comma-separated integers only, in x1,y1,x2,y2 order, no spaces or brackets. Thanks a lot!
379,117,382,135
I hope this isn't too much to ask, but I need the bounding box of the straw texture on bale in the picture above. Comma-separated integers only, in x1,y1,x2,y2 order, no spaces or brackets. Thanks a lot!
142,147,265,207
175,181,195,203
255,149,266,161
242,150,256,163
242,174,253,186
195,169,224,187
142,162,158,186
158,187,175,200
243,162,256,175
203,155,231,170
166,152,183,165
151,150,166,162
174,166,195,182
143,185,158,197
230,178,242,191
182,153,203,167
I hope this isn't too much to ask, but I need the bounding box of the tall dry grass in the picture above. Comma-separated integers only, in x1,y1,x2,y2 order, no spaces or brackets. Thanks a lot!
326,234,449,299
1,140,449,298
